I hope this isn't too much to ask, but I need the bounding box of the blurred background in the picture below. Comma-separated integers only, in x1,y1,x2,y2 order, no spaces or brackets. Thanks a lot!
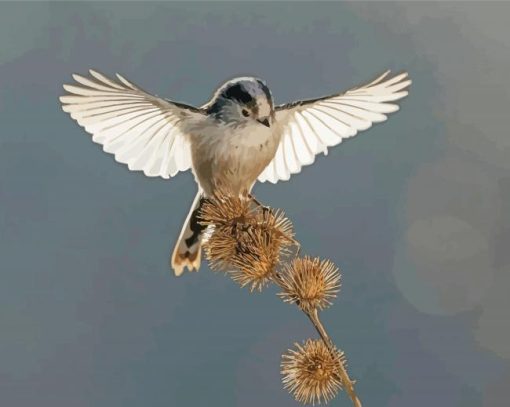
0,2,508,406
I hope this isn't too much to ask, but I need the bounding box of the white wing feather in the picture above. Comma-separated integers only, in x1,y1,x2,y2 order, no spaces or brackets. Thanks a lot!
258,71,411,183
60,70,203,179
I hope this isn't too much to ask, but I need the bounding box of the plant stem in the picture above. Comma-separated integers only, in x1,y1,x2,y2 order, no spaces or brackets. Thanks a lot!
306,308,362,407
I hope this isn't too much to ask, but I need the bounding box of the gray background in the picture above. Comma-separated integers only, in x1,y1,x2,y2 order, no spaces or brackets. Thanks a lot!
1,2,509,406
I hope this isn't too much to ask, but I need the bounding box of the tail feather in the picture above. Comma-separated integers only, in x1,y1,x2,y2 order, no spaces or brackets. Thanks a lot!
171,192,204,276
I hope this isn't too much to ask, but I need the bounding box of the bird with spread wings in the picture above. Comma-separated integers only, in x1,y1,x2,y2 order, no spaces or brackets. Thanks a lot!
60,69,411,274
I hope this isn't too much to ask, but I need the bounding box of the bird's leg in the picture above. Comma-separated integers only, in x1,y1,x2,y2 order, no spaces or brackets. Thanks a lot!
247,193,272,215
247,193,263,207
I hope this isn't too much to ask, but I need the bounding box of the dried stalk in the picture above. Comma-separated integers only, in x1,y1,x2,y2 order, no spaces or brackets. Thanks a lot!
200,194,363,406
305,308,362,407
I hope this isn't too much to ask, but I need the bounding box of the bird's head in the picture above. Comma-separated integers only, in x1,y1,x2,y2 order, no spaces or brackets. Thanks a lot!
206,77,274,127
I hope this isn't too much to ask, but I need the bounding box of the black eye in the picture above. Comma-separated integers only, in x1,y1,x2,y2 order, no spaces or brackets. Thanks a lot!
241,109,250,117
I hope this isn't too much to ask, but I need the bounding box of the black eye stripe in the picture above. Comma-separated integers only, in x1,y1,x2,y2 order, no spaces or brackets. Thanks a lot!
223,83,254,105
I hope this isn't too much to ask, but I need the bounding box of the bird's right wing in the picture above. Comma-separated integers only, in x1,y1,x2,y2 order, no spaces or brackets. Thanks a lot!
60,70,204,178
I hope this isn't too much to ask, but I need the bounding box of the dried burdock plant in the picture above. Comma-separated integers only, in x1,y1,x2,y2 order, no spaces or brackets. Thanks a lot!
200,192,296,291
199,193,362,406
278,257,341,313
199,192,253,227
281,339,346,405
227,227,284,291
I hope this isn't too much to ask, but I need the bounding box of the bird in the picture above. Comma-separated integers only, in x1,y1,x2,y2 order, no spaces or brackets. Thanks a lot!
60,69,411,276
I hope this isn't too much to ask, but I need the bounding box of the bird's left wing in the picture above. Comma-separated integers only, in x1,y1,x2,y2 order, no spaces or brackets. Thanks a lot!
60,70,204,178
258,71,411,184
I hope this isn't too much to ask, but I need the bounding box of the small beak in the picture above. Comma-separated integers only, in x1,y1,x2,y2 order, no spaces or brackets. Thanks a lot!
257,117,271,128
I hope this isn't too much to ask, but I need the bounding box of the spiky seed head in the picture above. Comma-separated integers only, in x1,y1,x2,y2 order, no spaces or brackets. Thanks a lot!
278,257,341,312
281,339,346,405
199,192,253,227
227,227,281,291
199,192,296,291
